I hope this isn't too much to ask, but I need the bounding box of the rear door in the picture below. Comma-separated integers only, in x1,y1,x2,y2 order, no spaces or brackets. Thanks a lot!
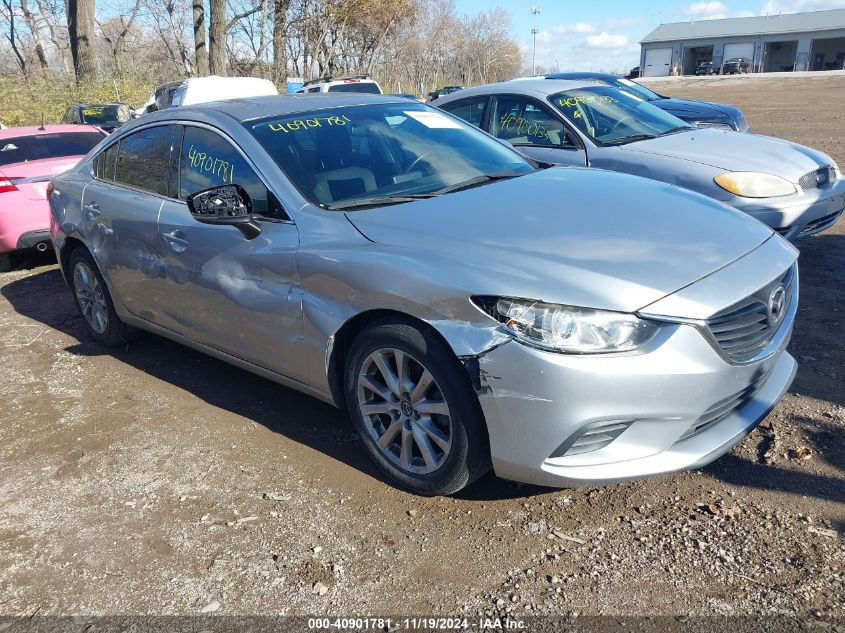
155,124,303,379
81,124,178,320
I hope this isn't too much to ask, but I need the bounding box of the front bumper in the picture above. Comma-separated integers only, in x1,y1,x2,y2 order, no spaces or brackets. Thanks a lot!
729,177,845,240
475,237,798,488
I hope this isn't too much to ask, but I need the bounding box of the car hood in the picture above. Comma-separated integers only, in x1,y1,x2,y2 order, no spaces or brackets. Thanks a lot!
620,129,829,178
654,97,743,122
345,167,773,313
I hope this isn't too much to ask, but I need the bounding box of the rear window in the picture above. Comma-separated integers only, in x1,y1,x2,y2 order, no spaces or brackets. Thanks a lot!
327,82,381,94
80,105,131,126
0,132,103,166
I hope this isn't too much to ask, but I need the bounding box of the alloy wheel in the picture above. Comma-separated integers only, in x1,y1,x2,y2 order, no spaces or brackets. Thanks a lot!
356,348,453,474
73,261,109,335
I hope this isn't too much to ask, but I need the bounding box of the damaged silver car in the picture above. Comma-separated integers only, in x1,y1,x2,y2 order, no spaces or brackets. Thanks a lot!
49,95,799,495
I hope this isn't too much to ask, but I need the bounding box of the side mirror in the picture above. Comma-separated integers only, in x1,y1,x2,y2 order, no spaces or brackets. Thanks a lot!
186,184,261,239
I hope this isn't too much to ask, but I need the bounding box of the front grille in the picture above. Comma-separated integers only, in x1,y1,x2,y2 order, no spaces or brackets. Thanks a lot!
706,265,796,363
693,122,735,131
677,371,770,442
798,166,836,191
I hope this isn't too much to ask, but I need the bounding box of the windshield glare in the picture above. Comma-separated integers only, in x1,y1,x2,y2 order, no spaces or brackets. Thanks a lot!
551,87,690,145
248,103,534,208
615,78,661,101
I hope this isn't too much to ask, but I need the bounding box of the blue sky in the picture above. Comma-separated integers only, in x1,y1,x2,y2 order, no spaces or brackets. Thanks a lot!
454,0,845,73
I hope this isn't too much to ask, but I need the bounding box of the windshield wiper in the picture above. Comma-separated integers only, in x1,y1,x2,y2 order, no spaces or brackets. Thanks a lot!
430,170,527,195
328,195,434,210
657,126,693,137
601,134,656,146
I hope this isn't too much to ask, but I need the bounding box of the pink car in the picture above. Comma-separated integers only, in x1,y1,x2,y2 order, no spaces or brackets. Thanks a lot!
0,124,105,271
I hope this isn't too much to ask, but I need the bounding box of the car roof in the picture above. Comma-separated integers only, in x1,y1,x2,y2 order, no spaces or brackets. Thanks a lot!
71,102,126,107
0,124,103,139
138,93,412,124
543,72,621,82
436,79,599,101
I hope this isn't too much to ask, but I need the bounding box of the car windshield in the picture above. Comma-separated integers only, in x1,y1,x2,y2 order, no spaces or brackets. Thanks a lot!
550,87,691,146
0,132,103,166
327,83,381,94
247,103,534,209
80,105,131,126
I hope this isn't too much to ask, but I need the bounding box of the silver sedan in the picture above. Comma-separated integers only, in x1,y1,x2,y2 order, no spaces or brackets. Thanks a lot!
49,94,798,495
435,79,845,240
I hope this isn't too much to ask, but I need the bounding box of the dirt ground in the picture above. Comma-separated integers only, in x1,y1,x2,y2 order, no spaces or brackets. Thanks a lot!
0,75,843,623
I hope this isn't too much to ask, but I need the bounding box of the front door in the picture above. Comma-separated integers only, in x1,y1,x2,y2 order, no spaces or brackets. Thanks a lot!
155,124,304,381
488,95,588,167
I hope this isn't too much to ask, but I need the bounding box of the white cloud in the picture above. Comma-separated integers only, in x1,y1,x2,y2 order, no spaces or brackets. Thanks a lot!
683,1,730,18
552,22,598,34
604,16,648,29
584,32,630,49
761,0,845,12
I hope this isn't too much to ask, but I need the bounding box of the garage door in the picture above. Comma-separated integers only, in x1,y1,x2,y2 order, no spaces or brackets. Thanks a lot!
722,42,754,62
643,48,673,76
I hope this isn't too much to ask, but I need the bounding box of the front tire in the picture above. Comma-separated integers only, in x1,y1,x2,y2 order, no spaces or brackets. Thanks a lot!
69,247,134,347
345,319,490,496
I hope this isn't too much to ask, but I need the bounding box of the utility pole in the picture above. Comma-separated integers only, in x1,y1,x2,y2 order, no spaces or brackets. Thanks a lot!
531,6,541,74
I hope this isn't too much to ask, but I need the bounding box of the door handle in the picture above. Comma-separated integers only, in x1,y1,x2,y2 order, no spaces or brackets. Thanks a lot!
83,201,101,220
162,230,189,253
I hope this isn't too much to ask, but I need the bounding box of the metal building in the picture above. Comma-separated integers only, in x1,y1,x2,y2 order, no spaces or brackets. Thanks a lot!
639,8,845,76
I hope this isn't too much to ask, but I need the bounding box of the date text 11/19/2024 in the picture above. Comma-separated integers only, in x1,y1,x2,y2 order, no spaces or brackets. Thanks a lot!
307,617,526,630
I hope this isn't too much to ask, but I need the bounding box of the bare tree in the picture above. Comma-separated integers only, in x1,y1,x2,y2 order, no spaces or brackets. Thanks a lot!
192,0,208,74
68,0,97,80
271,0,290,81
98,0,141,74
209,0,262,75
1,0,27,73
19,0,50,74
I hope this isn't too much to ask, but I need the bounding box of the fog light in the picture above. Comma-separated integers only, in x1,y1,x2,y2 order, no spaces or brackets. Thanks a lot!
549,419,634,458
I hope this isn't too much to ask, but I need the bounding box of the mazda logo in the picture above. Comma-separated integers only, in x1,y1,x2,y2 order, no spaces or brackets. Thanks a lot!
767,285,787,327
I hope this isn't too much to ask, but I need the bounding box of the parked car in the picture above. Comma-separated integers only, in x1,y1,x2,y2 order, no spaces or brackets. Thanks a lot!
723,57,752,74
625,66,640,79
137,76,278,114
62,103,134,133
294,74,382,94
427,86,464,102
50,94,798,495
1,124,105,271
435,79,844,240
391,93,425,102
695,61,718,76
540,72,748,131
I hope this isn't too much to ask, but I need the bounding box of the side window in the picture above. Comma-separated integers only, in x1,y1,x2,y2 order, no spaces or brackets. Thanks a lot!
114,125,175,195
179,126,276,219
490,96,576,148
96,142,119,181
439,97,487,129
307,86,321,93
62,108,73,123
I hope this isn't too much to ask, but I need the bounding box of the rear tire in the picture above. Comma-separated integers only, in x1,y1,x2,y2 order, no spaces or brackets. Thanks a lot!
69,247,134,347
0,253,11,273
344,319,491,496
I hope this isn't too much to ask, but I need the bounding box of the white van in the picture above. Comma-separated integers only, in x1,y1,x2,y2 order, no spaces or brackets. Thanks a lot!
294,75,382,94
138,76,278,114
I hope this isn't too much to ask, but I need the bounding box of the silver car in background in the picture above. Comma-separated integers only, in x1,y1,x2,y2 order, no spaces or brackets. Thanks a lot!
435,79,845,240
49,94,798,495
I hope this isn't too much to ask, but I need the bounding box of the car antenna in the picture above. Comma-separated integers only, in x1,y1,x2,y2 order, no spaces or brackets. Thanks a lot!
38,114,46,131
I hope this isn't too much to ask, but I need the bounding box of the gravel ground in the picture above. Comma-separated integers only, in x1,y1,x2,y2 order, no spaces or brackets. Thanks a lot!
0,75,843,624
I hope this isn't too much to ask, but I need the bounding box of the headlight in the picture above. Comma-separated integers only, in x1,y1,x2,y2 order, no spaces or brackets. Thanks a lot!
471,296,660,354
714,172,796,198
